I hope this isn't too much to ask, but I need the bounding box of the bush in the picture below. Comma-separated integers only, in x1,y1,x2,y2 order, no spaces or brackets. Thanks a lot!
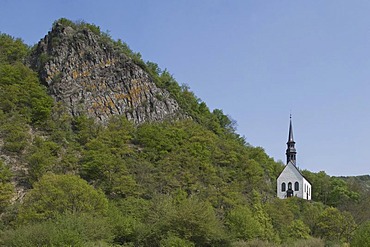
142,195,228,246
231,239,277,247
282,238,325,247
160,233,195,247
0,33,28,64
225,206,262,241
18,174,108,223
0,115,29,152
351,221,370,247
0,214,113,246
0,62,53,125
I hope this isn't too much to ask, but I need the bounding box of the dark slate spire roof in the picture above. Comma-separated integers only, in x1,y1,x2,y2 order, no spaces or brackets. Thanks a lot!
286,115,297,165
288,115,294,143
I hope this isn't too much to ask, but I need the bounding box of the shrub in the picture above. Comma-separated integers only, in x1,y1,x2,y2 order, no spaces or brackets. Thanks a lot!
0,33,28,64
160,233,195,247
18,174,108,223
0,214,113,246
225,206,263,241
351,221,370,247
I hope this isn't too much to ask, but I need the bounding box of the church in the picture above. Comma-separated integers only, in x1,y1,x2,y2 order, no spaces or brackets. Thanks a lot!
277,117,311,200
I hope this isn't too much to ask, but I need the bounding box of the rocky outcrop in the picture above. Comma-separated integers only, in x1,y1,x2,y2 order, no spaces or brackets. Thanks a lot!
31,22,182,123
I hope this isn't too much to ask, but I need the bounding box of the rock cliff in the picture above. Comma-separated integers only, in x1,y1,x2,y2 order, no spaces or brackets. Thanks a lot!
31,21,182,123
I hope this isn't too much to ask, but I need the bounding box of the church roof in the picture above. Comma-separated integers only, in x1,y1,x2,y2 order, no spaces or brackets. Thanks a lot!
277,161,312,185
288,116,294,143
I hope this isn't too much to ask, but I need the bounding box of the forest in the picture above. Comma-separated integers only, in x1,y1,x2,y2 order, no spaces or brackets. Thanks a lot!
1,19,370,246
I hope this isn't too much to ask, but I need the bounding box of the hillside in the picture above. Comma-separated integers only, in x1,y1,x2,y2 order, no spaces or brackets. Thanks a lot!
0,19,369,246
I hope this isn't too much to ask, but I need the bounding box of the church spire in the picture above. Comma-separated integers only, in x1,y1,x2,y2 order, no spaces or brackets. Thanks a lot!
286,115,297,165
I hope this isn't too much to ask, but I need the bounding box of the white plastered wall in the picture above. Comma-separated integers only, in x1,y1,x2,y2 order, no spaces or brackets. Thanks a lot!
277,162,311,200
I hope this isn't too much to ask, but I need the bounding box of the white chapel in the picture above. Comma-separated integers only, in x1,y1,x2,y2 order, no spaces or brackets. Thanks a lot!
277,117,311,200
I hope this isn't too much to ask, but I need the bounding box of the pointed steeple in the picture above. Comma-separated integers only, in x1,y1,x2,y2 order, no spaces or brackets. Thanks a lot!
288,115,294,143
286,115,297,165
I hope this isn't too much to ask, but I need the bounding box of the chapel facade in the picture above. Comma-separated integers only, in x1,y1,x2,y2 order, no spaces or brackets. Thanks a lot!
276,117,311,200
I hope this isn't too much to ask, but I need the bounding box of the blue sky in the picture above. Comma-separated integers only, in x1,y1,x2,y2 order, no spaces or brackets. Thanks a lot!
1,0,370,176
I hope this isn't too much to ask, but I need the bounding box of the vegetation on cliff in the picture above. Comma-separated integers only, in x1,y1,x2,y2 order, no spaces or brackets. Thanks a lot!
0,19,369,246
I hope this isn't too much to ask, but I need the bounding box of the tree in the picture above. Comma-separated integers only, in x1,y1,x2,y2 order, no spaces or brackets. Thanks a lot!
225,206,262,241
300,201,325,236
81,137,138,197
302,170,330,204
145,195,227,247
265,198,295,240
316,207,356,243
351,221,370,247
0,113,30,152
160,233,195,247
0,160,14,212
1,213,113,247
328,177,359,207
212,109,236,133
287,220,311,240
0,34,28,64
250,190,279,242
18,174,108,223
26,136,59,183
108,198,151,245
0,63,53,124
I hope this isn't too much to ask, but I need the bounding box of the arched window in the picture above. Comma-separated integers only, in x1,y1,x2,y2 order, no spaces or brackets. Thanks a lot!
281,183,286,192
288,182,292,190
294,182,299,191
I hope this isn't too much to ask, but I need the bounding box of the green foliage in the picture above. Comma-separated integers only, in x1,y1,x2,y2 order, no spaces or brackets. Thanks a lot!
0,114,29,152
302,169,361,226
226,206,263,241
231,239,277,247
108,206,143,245
351,221,370,247
72,115,100,145
265,198,295,240
250,191,279,242
0,160,12,182
213,108,236,133
0,214,113,247
0,33,28,64
282,238,325,247
145,195,227,246
80,116,138,197
18,174,108,223
134,119,268,205
286,220,311,240
0,161,14,212
113,39,145,68
316,207,356,243
53,18,101,36
328,177,359,207
26,137,59,183
160,233,195,247
54,18,76,29
136,120,218,194
81,141,138,197
0,62,53,124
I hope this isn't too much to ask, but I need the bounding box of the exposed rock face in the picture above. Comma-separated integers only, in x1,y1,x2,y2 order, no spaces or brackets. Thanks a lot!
31,22,182,123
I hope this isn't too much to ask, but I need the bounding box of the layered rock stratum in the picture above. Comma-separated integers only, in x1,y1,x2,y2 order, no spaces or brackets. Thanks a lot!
31,21,182,123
